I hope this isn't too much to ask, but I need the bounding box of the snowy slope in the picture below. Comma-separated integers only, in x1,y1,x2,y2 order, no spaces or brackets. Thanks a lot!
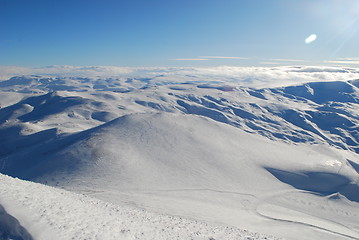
0,68,359,239
0,174,278,240
1,112,358,239
0,112,357,195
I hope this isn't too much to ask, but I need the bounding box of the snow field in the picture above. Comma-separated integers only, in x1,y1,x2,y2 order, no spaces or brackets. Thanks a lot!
0,174,279,240
0,70,359,240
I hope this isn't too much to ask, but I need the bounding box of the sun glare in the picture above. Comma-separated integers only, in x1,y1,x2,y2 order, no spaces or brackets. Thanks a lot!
305,34,317,44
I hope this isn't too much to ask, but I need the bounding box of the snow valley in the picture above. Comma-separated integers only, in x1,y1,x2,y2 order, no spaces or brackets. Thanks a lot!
0,66,359,240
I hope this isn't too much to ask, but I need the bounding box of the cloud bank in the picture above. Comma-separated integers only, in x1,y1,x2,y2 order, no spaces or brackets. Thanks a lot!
1,65,358,88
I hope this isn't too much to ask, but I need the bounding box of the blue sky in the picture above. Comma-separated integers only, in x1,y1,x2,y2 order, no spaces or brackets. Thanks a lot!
1,0,359,67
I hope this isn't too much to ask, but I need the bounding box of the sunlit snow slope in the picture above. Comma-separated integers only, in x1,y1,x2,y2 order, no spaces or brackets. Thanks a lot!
0,174,278,240
0,68,359,240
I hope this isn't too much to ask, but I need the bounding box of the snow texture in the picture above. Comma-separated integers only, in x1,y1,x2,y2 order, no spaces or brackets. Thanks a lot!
0,67,359,239
0,174,278,240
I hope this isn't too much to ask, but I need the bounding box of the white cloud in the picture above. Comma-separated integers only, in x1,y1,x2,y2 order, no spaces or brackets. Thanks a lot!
259,62,281,65
324,60,359,65
337,57,359,61
170,58,209,61
269,59,305,62
0,66,34,80
198,56,248,59
1,65,359,88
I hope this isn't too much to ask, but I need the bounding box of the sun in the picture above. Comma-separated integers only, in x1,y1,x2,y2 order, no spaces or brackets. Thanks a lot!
305,34,317,44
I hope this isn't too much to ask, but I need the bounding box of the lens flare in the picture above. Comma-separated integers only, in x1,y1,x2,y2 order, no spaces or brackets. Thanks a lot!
305,34,317,44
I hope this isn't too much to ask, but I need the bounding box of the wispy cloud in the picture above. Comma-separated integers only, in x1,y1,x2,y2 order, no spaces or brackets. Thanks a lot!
269,59,305,62
170,56,248,62
337,57,359,61
259,62,281,65
324,60,359,65
259,59,305,66
170,58,209,61
198,56,248,59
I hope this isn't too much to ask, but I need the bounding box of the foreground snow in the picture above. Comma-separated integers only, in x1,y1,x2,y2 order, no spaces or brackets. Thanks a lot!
0,174,278,240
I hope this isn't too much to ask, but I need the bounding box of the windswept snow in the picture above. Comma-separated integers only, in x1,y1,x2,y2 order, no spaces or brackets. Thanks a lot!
0,174,278,240
0,68,359,239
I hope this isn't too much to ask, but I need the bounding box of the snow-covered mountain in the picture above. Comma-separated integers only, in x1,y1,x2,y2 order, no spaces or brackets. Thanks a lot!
0,67,358,239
